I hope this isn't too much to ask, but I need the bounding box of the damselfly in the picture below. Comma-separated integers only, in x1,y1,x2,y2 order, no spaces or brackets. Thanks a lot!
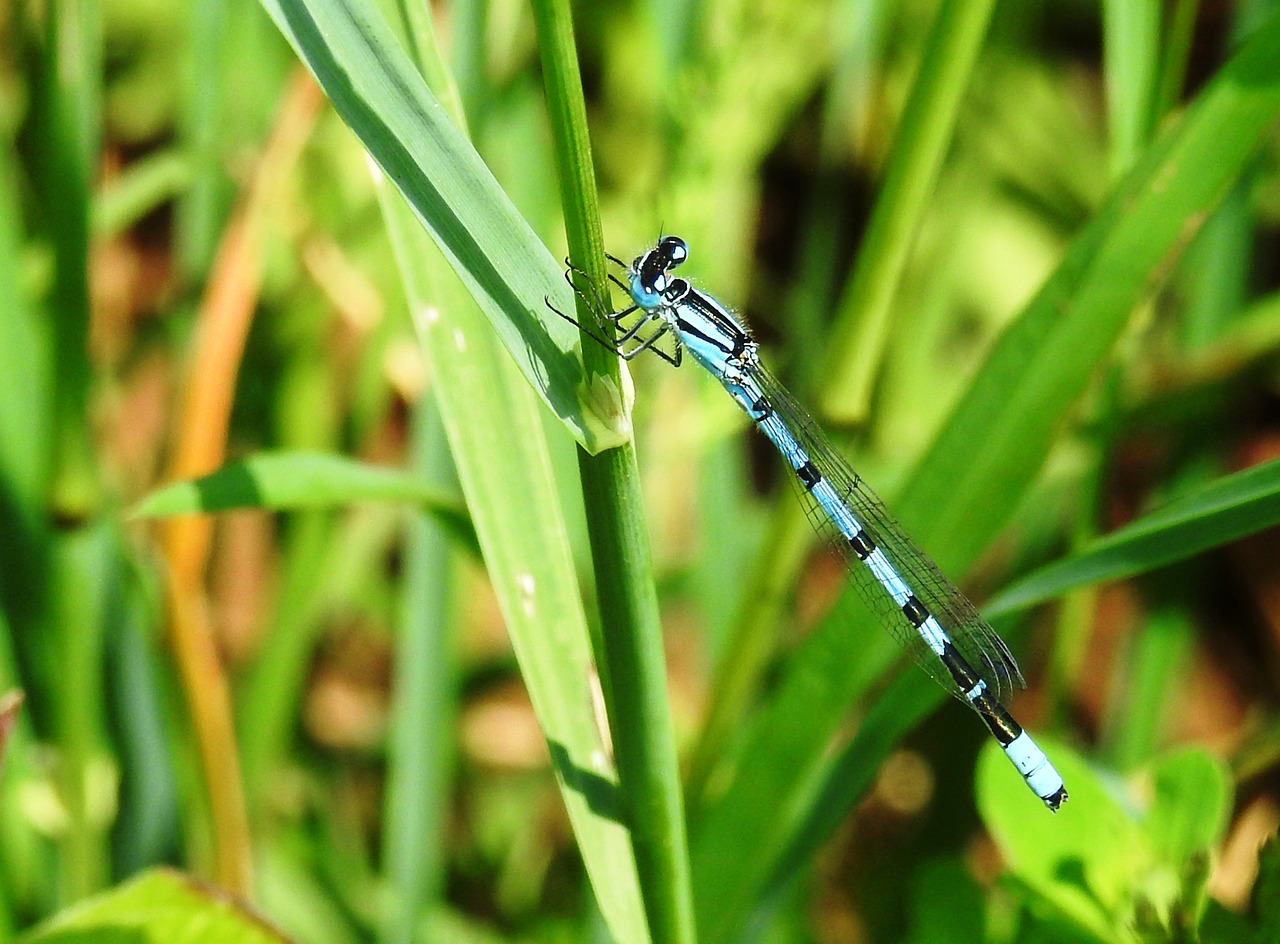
550,235,1067,811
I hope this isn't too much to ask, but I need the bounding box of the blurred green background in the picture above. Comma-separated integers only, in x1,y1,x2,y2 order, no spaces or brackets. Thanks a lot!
2,0,1280,941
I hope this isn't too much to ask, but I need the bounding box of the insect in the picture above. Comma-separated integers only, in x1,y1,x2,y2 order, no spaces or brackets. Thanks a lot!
550,235,1066,811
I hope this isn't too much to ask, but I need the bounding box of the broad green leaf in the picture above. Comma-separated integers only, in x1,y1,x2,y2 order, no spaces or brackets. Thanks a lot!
980,745,1234,944
977,740,1142,944
986,458,1280,617
1143,749,1232,868
257,0,630,453
21,869,290,943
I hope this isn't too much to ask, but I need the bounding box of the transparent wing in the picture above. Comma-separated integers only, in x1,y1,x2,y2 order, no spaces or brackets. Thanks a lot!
748,363,1024,705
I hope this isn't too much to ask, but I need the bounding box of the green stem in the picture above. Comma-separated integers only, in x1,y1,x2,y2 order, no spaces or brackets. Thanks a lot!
532,2,697,941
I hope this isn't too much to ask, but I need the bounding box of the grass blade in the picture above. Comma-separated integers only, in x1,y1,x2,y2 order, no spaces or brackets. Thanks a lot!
818,0,998,422
896,9,1280,574
1102,0,1160,176
132,451,476,553
688,13,1280,938
258,0,630,453
336,1,651,933
381,401,458,944
986,457,1280,617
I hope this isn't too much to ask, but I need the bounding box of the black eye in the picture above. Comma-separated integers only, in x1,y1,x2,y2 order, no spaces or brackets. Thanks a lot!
662,236,688,267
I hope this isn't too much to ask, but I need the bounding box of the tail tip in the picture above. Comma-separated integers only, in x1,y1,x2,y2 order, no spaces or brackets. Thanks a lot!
1042,786,1069,813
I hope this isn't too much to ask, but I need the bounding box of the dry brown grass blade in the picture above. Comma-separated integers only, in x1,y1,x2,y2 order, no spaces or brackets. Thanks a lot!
160,68,324,897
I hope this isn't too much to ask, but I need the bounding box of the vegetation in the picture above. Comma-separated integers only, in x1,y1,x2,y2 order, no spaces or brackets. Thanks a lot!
2,0,1279,941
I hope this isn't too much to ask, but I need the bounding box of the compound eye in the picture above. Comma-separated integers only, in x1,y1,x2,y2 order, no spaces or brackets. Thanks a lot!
662,236,688,267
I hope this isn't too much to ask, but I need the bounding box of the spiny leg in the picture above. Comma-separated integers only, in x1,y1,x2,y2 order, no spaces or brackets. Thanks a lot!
545,295,630,356
547,272,652,357
561,259,643,329
546,253,682,365
620,321,681,366
561,260,616,320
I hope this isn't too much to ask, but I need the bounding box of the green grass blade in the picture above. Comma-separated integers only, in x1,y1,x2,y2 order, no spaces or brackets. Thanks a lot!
177,0,230,278
985,457,1280,617
818,0,998,422
37,0,110,904
356,41,650,944
258,0,629,452
1175,177,1252,350
131,451,477,553
238,511,392,795
761,667,942,898
323,0,652,928
106,574,181,880
381,400,458,944
93,149,192,240
689,596,903,943
1103,0,1160,176
895,9,1280,574
1153,0,1202,122
688,14,1280,938
40,0,101,516
1099,595,1195,770
370,9,465,940
683,498,810,808
49,525,112,900
0,140,52,620
378,184,649,940
903,861,986,944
